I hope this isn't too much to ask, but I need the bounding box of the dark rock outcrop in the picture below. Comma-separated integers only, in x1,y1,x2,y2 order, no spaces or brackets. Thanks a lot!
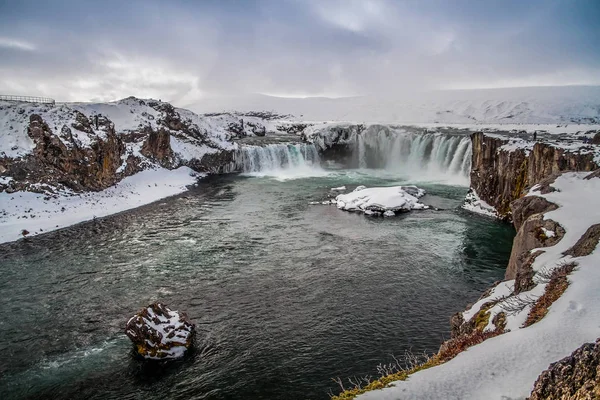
126,302,195,360
141,128,173,168
528,339,600,400
470,132,597,220
511,195,559,231
506,196,565,285
5,113,127,192
277,123,310,135
563,224,600,258
584,169,600,180
186,149,236,174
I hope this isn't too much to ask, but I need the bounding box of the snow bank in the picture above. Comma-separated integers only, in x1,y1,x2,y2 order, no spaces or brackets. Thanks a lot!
335,185,428,216
0,167,201,244
358,171,600,400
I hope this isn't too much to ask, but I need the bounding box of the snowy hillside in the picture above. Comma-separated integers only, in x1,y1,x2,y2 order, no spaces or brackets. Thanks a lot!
187,85,600,126
0,97,297,160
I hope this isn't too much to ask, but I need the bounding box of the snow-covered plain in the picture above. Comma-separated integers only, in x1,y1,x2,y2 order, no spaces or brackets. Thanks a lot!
358,172,600,400
0,167,200,244
188,86,600,127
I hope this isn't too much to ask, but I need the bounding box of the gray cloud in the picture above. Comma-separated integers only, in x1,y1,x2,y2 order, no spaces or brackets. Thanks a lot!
0,0,598,104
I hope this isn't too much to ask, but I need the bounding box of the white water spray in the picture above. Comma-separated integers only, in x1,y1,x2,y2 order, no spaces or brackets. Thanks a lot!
235,143,324,179
351,126,472,185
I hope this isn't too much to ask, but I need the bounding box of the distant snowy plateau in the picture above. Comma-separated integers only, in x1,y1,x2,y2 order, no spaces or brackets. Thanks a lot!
189,85,600,127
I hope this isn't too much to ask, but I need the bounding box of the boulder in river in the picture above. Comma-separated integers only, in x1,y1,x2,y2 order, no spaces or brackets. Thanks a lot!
126,302,195,360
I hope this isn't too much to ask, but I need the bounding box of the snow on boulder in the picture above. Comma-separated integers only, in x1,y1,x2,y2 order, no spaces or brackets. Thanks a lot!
126,302,195,360
335,185,428,215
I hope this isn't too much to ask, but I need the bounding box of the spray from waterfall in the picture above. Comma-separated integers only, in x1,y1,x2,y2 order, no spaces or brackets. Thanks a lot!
234,143,326,180
352,126,472,185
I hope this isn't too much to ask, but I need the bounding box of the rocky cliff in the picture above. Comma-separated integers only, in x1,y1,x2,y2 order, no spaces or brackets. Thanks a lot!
469,132,598,220
0,97,305,195
528,339,600,400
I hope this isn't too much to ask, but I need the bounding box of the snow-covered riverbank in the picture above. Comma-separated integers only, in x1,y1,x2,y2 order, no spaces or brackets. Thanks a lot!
0,167,200,244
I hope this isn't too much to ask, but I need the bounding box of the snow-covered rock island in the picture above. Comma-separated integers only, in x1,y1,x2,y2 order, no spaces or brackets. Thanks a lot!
126,302,195,360
335,185,428,216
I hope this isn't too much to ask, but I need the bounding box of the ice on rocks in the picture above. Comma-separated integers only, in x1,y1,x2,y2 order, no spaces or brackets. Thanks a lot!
125,302,195,360
461,189,499,218
335,185,428,215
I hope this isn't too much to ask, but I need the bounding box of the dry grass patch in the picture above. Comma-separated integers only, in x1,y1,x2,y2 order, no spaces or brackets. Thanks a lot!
437,314,505,362
330,354,441,400
331,312,507,400
524,262,576,327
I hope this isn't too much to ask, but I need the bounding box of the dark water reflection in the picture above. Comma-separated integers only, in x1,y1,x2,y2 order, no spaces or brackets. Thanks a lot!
0,172,514,399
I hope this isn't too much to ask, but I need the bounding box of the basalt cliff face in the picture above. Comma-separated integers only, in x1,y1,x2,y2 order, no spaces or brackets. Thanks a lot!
455,133,600,398
470,132,598,221
467,132,599,282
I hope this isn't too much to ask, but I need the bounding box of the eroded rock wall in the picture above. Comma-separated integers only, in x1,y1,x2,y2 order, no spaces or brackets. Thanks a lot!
0,100,240,194
528,339,600,400
470,132,597,220
3,114,126,193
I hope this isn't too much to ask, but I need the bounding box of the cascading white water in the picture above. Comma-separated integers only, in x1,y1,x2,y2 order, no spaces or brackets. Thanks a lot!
352,126,472,185
235,143,324,179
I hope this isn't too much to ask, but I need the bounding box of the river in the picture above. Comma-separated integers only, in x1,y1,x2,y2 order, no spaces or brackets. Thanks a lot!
0,136,514,399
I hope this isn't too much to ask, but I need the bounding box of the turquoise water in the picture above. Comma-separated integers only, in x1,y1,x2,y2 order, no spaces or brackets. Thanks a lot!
0,168,514,399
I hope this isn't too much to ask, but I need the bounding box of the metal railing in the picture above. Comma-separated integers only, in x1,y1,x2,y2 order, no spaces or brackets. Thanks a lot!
0,94,55,105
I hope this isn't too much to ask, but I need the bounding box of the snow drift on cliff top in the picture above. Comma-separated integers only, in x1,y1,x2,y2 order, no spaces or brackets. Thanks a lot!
187,85,600,125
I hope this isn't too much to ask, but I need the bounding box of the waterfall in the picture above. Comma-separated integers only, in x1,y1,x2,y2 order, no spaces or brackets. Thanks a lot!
234,143,324,179
350,126,472,185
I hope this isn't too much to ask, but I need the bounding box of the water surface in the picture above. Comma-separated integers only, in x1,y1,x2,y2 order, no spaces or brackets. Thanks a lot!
0,169,514,399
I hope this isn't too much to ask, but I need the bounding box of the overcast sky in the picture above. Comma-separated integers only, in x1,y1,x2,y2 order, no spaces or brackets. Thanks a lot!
0,0,599,104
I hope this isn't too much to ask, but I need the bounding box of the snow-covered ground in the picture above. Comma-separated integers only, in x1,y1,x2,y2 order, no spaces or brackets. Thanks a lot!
0,167,200,244
358,172,600,400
